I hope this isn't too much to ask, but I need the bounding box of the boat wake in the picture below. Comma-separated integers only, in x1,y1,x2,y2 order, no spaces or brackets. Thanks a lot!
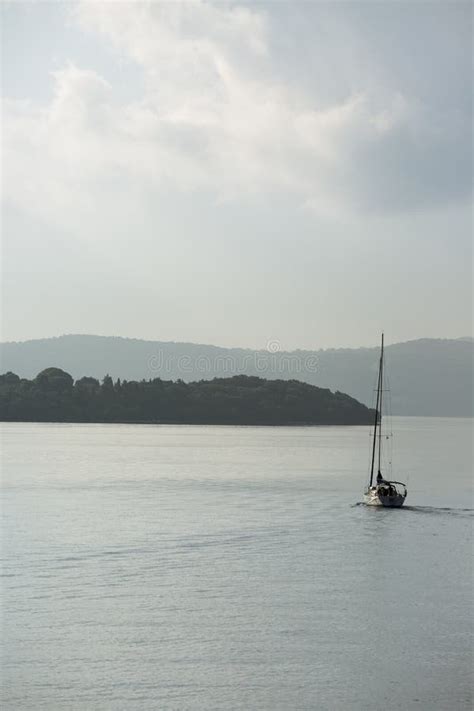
353,502,473,516
403,505,473,516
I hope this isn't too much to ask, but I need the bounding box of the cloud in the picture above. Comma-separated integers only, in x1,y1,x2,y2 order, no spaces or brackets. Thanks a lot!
3,0,471,232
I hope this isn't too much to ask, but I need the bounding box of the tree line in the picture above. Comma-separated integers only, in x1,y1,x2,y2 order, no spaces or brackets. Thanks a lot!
0,367,374,425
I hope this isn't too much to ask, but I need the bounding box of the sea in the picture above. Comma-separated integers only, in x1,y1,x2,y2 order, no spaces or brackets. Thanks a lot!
1,418,472,710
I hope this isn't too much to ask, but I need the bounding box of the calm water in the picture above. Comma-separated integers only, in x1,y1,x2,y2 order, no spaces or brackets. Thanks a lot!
1,418,472,710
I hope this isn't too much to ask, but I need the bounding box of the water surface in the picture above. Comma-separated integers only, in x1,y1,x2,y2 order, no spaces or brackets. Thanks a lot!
1,418,472,710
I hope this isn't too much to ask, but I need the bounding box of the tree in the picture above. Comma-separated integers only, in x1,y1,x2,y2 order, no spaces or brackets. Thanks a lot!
35,367,73,391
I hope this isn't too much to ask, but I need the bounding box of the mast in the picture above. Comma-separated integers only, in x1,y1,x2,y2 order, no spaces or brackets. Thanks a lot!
377,333,384,475
369,334,383,488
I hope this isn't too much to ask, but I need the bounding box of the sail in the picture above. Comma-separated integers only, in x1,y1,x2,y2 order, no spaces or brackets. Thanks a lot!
369,333,384,488
364,334,408,507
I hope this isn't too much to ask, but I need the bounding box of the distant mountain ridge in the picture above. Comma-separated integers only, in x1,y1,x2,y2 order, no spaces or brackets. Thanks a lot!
1,334,472,416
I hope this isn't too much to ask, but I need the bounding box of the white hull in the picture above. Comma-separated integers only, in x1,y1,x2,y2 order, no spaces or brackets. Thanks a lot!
364,486,406,508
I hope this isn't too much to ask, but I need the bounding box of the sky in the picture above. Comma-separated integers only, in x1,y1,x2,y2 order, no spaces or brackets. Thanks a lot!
1,0,472,350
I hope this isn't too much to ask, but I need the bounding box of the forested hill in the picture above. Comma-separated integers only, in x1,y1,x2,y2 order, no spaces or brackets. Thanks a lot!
0,335,472,416
0,369,373,426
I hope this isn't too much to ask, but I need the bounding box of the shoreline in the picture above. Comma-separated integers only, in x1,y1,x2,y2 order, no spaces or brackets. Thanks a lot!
0,418,373,427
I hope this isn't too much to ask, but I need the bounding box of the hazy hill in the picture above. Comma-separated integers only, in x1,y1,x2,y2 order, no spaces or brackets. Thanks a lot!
1,335,472,416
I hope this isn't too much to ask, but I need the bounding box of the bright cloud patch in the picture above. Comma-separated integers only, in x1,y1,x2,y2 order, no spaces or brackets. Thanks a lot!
3,0,471,230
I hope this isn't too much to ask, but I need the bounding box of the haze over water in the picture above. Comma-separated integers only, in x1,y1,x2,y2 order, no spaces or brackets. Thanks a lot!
2,418,472,710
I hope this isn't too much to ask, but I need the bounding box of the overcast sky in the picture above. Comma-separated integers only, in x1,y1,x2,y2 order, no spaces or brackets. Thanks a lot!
2,1,472,350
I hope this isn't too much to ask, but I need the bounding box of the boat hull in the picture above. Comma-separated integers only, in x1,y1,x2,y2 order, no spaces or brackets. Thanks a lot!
364,487,406,508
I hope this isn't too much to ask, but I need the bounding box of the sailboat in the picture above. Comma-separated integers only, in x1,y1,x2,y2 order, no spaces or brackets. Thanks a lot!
364,334,407,508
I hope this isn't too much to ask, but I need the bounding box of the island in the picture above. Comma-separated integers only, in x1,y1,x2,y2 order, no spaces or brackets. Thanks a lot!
0,368,374,425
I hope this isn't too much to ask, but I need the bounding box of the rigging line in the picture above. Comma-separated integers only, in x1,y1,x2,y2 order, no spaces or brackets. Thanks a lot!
383,351,394,475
